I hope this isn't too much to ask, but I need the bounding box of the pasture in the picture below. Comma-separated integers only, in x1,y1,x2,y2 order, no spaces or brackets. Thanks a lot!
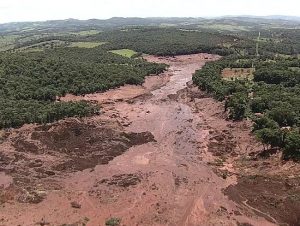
68,42,106,48
109,49,138,58
221,67,255,81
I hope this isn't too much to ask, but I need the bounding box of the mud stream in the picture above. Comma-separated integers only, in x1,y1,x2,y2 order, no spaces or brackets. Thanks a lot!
0,54,278,226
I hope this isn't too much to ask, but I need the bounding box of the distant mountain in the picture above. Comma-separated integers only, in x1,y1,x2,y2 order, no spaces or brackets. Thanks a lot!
263,15,300,21
213,15,300,22
0,17,206,33
0,16,299,34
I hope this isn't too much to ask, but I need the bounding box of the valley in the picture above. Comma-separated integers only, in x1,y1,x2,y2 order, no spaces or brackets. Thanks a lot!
0,16,300,226
1,54,299,226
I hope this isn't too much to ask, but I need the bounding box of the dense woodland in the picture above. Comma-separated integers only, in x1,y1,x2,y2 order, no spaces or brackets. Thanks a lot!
0,48,165,128
89,28,237,56
238,28,300,56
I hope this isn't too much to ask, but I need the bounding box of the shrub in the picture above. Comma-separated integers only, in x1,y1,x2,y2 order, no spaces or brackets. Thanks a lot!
283,132,300,160
105,217,121,226
255,128,283,149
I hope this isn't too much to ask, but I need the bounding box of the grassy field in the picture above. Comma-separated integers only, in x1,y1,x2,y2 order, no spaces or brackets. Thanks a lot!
14,40,67,52
222,68,255,81
70,30,101,36
109,49,138,58
0,35,20,51
68,42,106,48
159,23,177,27
198,24,249,31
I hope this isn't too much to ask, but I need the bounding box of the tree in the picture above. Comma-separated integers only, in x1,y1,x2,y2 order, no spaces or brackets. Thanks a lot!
253,117,279,131
255,128,283,149
250,97,267,113
268,108,298,127
283,132,300,160
226,93,248,120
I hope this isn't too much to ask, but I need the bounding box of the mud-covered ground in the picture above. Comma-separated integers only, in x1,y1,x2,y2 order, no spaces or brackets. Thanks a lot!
176,85,300,226
0,54,299,226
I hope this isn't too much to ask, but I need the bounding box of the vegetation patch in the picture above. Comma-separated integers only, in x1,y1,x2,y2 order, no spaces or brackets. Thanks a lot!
16,40,68,52
70,30,100,36
0,35,20,51
222,68,255,81
105,217,121,226
68,41,106,48
109,49,138,58
199,24,249,32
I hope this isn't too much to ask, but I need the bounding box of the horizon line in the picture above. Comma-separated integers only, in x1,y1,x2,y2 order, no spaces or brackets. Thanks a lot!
1,14,300,25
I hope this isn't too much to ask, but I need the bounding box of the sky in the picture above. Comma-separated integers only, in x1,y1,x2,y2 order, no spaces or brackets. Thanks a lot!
0,0,299,24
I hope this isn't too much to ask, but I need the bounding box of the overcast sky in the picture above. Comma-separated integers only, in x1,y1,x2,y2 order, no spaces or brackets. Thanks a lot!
0,0,299,24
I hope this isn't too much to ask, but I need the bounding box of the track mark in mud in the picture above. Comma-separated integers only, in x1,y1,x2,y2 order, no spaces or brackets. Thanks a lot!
99,173,142,188
225,175,300,226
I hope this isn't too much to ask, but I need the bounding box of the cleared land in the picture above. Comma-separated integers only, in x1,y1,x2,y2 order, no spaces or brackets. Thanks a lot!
109,49,138,58
199,24,249,31
0,35,19,51
16,40,67,52
222,67,255,80
70,30,100,36
68,42,106,48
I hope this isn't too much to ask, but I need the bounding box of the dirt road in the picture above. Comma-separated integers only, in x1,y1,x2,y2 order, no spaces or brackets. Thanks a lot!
0,54,282,225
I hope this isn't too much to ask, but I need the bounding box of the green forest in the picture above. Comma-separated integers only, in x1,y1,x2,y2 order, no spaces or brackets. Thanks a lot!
88,28,237,56
0,47,165,128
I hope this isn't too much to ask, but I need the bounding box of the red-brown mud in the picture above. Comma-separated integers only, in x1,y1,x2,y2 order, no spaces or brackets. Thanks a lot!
0,53,297,226
175,84,300,226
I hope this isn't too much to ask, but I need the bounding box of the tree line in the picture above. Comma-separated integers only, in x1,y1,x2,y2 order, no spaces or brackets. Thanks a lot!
193,56,300,161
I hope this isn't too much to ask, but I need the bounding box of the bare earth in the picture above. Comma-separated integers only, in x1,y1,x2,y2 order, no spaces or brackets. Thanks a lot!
0,54,299,226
